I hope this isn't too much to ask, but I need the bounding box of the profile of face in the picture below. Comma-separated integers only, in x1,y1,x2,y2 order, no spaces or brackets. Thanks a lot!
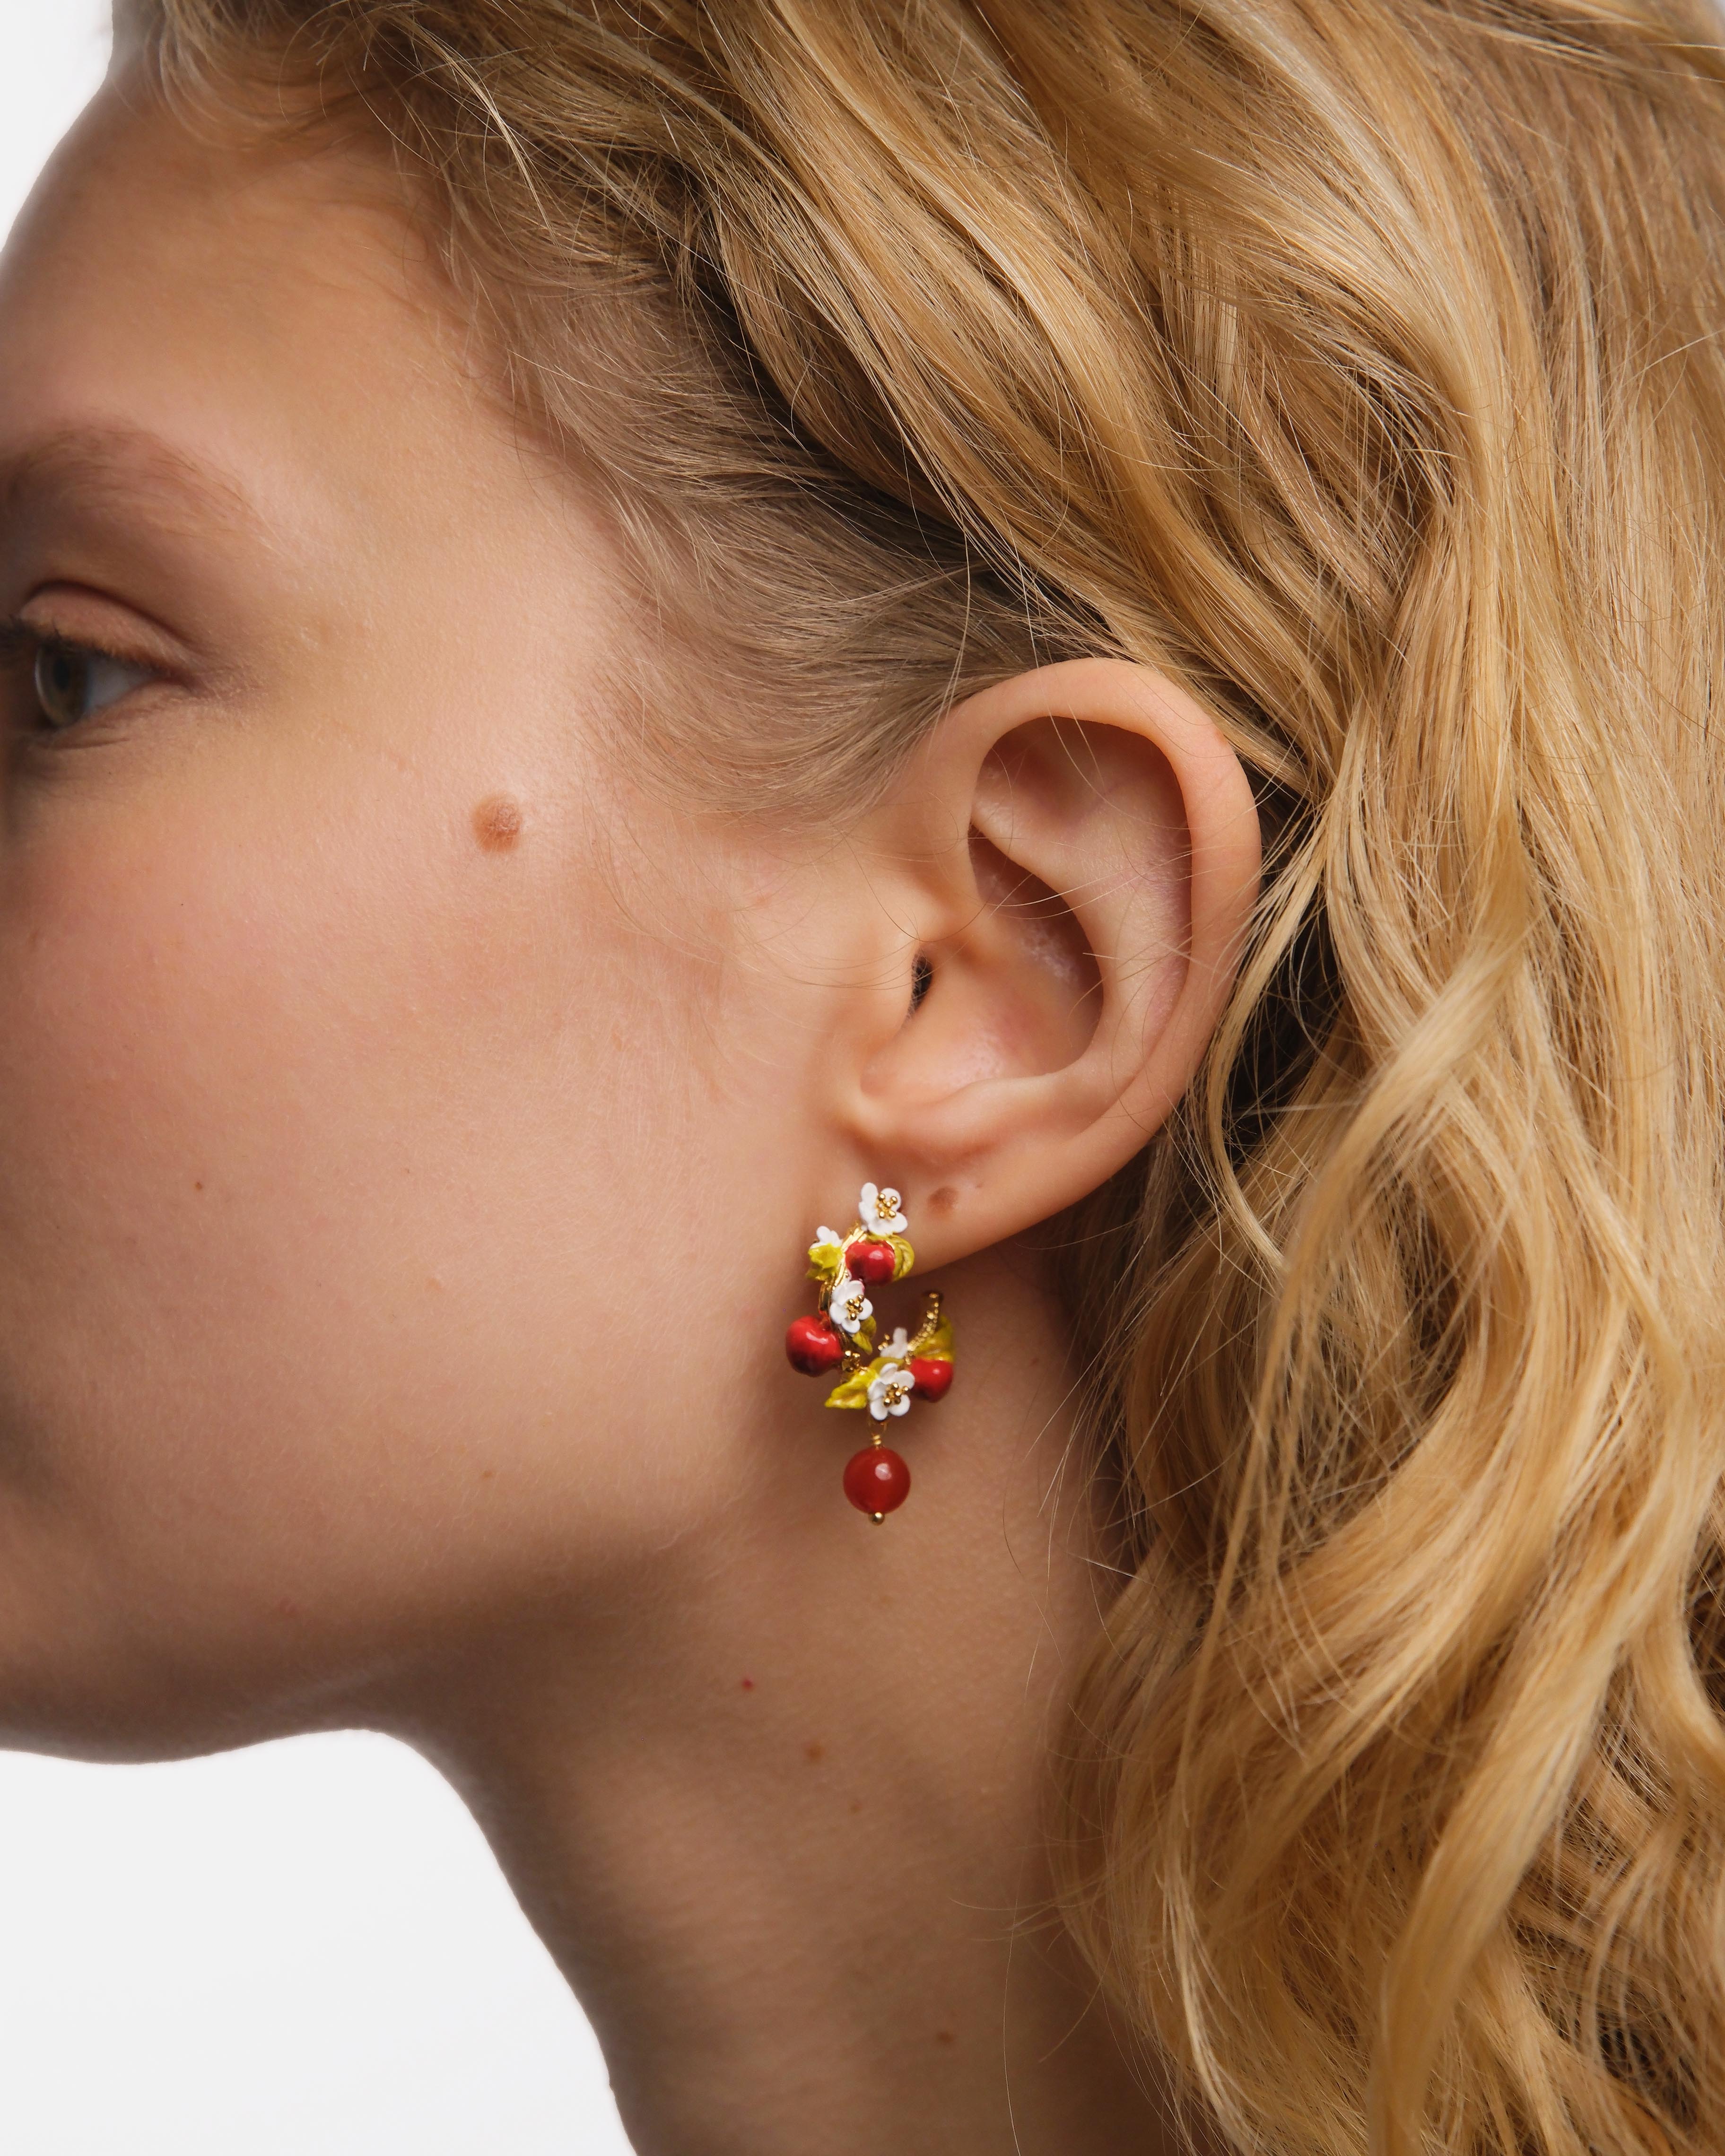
0,72,1256,1777
16,10,1721,2152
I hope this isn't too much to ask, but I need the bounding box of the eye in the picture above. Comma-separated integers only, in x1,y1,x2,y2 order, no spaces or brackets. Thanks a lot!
31,639,156,731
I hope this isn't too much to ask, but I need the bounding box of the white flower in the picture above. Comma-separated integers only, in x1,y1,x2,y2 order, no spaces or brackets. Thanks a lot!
886,1326,912,1361
813,1226,845,1253
828,1272,874,1335
867,1362,915,1421
859,1182,908,1236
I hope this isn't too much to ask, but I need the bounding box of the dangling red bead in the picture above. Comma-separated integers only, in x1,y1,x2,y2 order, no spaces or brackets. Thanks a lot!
785,1314,844,1375
907,1356,953,1401
847,1239,898,1286
844,1445,911,1518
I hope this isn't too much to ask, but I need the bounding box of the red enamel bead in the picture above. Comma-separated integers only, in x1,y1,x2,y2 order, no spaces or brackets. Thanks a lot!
844,1446,911,1517
848,1239,898,1285
908,1356,953,1401
785,1314,844,1375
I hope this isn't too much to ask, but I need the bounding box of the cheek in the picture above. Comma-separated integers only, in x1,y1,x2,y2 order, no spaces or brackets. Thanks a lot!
0,760,744,1746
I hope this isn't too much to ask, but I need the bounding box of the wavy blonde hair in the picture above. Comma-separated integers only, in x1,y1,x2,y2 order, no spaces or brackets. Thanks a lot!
131,1,1725,2148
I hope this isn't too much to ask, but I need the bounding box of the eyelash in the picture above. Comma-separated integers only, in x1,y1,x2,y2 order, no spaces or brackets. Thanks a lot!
0,617,44,669
0,616,158,735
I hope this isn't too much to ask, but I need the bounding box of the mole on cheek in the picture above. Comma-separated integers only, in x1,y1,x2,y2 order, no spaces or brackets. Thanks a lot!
473,795,524,852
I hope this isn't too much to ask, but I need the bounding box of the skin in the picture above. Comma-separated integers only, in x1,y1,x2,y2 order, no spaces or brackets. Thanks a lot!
0,69,1259,2156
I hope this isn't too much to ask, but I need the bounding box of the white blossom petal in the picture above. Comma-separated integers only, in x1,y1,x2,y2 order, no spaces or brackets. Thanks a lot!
829,1274,873,1335
860,1181,909,1235
866,1361,914,1421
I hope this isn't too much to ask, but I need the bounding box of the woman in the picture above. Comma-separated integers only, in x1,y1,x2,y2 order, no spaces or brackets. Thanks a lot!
0,1,1718,2149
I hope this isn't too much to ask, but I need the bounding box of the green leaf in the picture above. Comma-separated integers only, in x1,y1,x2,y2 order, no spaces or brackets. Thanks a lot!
889,1234,916,1281
825,1356,885,1411
909,1309,954,1359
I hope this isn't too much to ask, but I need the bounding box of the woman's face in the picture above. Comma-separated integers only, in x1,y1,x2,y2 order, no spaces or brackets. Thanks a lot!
0,86,827,1755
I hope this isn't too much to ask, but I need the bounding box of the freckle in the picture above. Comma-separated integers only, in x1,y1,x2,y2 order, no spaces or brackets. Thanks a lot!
804,1741,825,1765
740,1677,756,1692
929,1185,959,1217
473,794,524,852
935,2030,957,2047
480,1469,496,1482
848,1799,863,1815
276,1597,301,1619
193,1181,204,1193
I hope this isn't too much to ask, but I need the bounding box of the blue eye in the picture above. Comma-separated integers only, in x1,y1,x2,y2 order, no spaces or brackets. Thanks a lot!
32,640,154,731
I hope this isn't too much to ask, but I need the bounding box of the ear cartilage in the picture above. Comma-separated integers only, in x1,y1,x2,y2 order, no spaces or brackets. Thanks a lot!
783,1182,955,1521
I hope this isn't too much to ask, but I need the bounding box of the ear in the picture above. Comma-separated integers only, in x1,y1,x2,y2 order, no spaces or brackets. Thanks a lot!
834,657,1261,1268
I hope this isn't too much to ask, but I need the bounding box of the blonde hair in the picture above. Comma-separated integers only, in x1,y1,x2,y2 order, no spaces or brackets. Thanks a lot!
133,2,1725,2149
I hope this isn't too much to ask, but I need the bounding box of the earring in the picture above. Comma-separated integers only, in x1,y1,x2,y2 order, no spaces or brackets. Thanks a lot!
784,1182,955,1521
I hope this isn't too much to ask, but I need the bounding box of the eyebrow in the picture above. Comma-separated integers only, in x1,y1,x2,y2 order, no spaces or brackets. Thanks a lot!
0,425,265,543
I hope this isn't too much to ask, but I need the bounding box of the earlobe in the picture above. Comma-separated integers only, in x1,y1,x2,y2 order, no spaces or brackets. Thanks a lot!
845,658,1261,1268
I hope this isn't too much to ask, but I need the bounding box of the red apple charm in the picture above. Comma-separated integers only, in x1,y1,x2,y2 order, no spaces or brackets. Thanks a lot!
785,1314,845,1375
847,1239,898,1285
908,1356,954,1401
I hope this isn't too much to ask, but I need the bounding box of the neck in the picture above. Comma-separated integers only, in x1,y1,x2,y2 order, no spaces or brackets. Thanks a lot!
387,1251,1176,2156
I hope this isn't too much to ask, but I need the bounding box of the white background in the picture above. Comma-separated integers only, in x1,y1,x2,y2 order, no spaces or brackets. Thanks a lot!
0,5,633,2150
